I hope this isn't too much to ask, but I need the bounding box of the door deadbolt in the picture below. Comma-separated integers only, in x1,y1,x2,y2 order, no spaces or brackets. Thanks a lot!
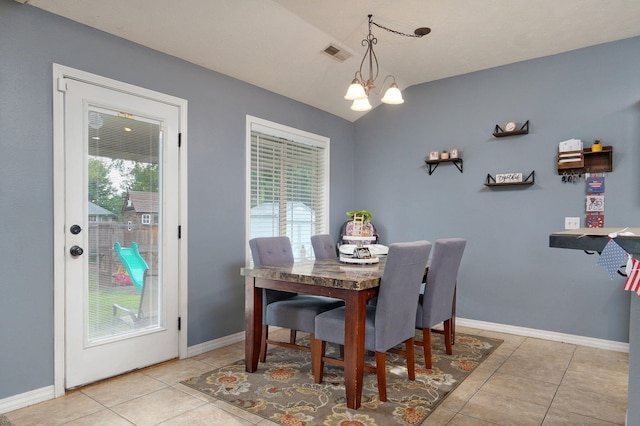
69,245,84,256
70,224,82,235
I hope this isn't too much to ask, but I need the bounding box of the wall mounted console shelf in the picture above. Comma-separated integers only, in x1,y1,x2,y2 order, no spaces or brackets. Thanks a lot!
556,146,612,174
425,158,463,175
493,120,529,137
485,171,535,187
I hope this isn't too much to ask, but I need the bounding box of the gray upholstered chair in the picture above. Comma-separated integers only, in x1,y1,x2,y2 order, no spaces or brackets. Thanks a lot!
311,240,432,402
415,238,466,369
249,236,344,362
311,234,337,259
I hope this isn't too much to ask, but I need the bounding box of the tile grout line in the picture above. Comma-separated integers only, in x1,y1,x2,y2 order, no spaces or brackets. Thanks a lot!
444,332,525,424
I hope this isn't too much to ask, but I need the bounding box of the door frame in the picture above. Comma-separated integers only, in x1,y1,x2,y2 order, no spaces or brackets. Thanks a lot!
52,64,189,397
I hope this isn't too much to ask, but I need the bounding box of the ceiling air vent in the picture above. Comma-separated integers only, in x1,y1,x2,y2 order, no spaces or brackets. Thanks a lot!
322,44,352,62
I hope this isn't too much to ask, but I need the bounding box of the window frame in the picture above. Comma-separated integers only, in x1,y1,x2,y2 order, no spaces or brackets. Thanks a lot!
141,213,152,225
245,115,330,263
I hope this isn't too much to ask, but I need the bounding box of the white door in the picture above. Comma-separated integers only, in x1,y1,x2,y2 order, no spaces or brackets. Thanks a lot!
62,78,180,388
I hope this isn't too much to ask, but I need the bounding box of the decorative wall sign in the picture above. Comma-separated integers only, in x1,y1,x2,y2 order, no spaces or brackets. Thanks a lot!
586,214,604,228
586,176,605,193
586,195,604,212
450,148,459,159
495,172,523,183
428,151,439,161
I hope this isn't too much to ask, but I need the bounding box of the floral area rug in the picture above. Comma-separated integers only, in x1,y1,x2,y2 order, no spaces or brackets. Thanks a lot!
182,333,502,426
0,415,14,426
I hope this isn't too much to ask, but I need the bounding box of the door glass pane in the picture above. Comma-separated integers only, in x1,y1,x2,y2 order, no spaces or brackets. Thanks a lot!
87,107,162,342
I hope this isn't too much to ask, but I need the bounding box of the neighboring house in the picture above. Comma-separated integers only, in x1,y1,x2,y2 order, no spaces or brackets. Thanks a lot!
120,190,159,273
250,201,316,259
122,190,159,226
88,201,117,222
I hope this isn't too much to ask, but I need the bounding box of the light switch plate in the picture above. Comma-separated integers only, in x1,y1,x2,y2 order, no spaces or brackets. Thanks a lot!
565,217,581,229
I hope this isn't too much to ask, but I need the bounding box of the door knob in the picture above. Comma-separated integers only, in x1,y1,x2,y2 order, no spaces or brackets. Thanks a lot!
70,245,84,256
70,224,82,235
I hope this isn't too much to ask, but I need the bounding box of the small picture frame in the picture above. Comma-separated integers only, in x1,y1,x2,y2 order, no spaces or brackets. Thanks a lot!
428,151,440,161
354,247,372,259
450,148,459,159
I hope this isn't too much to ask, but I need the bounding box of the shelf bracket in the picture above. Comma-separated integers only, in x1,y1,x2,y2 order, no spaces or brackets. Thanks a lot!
484,170,535,187
425,158,463,175
427,162,439,175
493,120,530,137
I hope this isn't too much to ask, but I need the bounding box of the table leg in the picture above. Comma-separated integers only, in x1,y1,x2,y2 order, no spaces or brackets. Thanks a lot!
343,291,367,409
245,276,263,373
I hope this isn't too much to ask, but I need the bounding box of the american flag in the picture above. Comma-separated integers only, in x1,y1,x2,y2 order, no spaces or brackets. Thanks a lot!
623,256,640,294
597,239,628,279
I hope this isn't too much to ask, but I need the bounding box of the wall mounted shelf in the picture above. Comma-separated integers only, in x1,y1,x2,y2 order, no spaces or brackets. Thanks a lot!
557,146,612,174
493,120,529,137
425,158,463,175
485,171,535,187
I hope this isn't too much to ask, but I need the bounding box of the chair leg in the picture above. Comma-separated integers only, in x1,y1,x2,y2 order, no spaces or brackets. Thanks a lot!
444,319,453,355
375,352,387,402
405,338,416,381
422,327,433,369
289,329,297,344
311,335,326,384
451,285,457,345
259,325,268,363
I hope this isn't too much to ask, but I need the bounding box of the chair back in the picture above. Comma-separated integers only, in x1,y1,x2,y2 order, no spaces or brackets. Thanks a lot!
138,271,158,322
311,234,337,259
373,240,432,352
249,236,294,266
249,236,296,304
417,238,467,328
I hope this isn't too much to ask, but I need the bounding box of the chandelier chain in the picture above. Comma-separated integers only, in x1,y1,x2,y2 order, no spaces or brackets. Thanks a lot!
371,20,425,38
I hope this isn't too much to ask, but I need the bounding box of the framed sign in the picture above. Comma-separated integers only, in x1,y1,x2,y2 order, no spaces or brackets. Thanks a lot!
586,195,604,212
450,148,459,159
586,214,604,228
428,151,439,161
586,176,605,193
495,172,523,183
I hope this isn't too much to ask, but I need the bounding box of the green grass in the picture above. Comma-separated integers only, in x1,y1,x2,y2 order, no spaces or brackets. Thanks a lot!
88,271,141,339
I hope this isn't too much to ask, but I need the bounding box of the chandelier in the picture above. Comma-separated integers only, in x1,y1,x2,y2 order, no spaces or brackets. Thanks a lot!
345,15,430,111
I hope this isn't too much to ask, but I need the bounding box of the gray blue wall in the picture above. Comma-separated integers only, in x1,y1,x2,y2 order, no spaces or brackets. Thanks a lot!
0,1,354,400
1,0,639,404
353,36,640,342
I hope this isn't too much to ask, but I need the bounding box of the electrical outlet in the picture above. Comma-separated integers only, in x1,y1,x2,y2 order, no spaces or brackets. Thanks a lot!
565,217,581,229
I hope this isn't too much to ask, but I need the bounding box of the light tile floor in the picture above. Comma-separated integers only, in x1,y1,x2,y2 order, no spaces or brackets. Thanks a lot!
3,327,629,425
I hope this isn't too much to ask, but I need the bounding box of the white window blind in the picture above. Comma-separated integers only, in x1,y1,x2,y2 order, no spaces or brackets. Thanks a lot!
247,117,329,261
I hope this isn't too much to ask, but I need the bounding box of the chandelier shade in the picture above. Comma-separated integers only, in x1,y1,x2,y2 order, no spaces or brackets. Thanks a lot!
344,14,426,111
381,82,404,104
350,97,372,112
344,78,367,100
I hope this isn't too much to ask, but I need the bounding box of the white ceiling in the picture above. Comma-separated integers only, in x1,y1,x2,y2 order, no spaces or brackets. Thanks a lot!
22,0,640,122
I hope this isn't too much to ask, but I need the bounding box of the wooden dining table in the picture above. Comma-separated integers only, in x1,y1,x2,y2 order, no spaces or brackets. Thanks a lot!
241,257,385,409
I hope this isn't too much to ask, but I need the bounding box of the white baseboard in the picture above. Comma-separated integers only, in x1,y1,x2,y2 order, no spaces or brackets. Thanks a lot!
186,331,245,357
0,386,54,414
457,317,629,353
1,323,628,414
